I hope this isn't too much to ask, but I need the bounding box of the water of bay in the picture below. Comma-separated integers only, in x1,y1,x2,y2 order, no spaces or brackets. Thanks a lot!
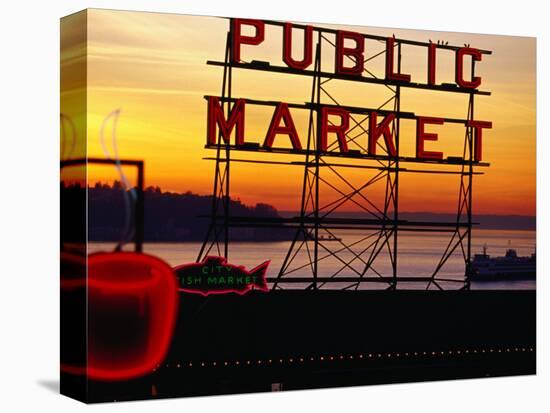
89,229,535,290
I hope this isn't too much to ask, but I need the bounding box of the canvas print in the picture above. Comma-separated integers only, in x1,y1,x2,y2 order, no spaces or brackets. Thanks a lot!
60,8,536,403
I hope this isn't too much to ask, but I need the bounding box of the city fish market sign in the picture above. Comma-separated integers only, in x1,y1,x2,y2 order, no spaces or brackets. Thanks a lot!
175,257,270,296
207,19,492,162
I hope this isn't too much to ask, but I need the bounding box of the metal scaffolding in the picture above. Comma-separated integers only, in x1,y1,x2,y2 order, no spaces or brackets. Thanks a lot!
198,19,491,290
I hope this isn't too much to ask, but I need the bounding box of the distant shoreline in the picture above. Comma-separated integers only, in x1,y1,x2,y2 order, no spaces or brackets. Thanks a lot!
88,225,535,246
67,184,535,243
279,211,536,231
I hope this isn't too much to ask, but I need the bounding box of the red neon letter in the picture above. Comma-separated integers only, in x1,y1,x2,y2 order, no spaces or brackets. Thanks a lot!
207,97,246,145
369,112,397,156
335,30,364,76
428,42,437,85
231,19,265,63
467,120,492,161
283,23,313,70
455,47,482,89
319,106,349,153
264,103,302,150
385,37,411,83
416,117,445,160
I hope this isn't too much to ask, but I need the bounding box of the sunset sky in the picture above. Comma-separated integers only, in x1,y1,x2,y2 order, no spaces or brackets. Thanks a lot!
61,9,536,215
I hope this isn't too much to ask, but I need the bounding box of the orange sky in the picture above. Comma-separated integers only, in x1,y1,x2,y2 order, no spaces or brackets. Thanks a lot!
61,9,536,215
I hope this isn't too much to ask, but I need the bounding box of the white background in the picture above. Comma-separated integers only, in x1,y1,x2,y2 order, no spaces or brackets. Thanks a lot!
0,0,547,411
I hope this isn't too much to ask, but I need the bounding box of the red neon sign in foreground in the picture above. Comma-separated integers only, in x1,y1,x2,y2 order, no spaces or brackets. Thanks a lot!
61,252,179,381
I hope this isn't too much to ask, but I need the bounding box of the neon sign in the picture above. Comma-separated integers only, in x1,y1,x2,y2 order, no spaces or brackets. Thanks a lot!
174,256,270,296
61,252,179,381
206,19,493,162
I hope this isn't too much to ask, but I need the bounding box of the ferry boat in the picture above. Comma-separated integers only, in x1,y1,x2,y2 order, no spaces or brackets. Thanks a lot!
470,245,536,281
